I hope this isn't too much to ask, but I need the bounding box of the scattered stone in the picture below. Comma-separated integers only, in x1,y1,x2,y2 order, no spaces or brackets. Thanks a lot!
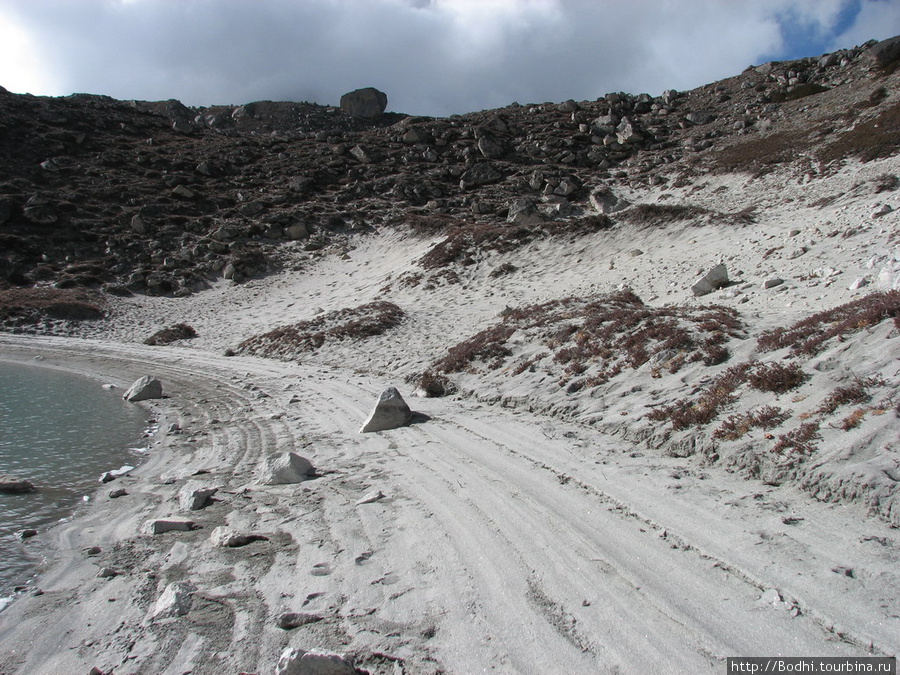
459,162,502,189
340,87,388,118
19,529,38,539
684,110,716,125
276,648,356,675
84,546,102,555
691,264,729,297
832,566,855,578
356,489,386,505
0,475,36,493
867,35,900,67
123,375,163,402
258,452,316,484
276,612,324,630
143,519,195,535
763,278,785,289
589,188,629,215
848,277,869,291
97,567,120,578
100,465,134,483
209,526,268,548
152,581,196,619
872,204,893,218
359,387,413,433
506,197,546,225
178,481,218,510
478,135,505,159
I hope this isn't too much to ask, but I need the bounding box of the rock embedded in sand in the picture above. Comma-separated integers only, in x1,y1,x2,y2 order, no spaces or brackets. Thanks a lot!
143,519,195,534
691,263,729,297
152,581,196,619
209,526,268,548
178,481,218,510
276,647,356,675
0,475,36,493
123,375,163,402
276,612,324,630
359,387,413,433
258,452,316,484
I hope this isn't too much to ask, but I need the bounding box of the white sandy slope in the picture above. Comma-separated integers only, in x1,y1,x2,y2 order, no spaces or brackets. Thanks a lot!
0,158,898,674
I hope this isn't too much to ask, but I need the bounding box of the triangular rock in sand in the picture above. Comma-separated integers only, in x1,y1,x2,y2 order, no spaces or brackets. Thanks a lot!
123,375,163,402
359,387,413,433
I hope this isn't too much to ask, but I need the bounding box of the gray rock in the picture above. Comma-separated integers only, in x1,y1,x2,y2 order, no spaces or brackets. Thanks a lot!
0,475,35,493
123,375,163,402
349,145,380,164
355,489,386,505
359,387,413,433
478,135,505,159
100,465,134,483
589,188,629,215
868,35,900,67
152,581,196,619
507,197,546,225
178,481,217,510
259,452,316,484
276,648,356,675
616,117,643,145
685,110,716,125
764,278,785,289
284,222,310,240
459,162,502,189
144,519,195,534
691,264,729,296
340,87,387,118
209,526,268,548
277,612,324,630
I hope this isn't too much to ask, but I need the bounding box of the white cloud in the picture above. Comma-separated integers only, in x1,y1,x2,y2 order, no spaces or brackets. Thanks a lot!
0,0,893,116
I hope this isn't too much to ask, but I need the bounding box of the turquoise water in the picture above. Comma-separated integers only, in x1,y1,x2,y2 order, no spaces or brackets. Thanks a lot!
0,361,150,600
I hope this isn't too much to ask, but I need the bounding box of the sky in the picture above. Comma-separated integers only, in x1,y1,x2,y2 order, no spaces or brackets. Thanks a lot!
0,0,898,118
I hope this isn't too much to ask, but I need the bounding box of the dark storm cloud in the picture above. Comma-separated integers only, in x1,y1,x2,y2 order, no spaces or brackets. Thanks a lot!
1,0,897,117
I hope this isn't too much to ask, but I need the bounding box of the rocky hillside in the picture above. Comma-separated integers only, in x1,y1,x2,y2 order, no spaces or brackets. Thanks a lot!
3,35,900,529
1,36,898,307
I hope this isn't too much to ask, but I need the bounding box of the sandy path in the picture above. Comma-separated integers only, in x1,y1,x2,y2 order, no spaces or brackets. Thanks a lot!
1,335,896,674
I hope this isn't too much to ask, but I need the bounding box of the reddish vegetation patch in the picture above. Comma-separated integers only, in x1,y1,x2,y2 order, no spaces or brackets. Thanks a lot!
144,323,198,346
0,287,106,326
757,290,900,355
418,217,612,272
431,289,744,390
236,301,404,359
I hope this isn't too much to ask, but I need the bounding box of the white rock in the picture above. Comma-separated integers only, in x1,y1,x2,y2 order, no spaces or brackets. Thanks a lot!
359,387,413,433
123,375,163,402
276,648,356,675
152,581,196,619
691,264,729,297
258,452,315,485
143,519,195,535
178,481,217,510
355,489,386,505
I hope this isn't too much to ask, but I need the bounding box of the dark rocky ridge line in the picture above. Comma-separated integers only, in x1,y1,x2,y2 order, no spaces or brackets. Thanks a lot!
0,35,898,318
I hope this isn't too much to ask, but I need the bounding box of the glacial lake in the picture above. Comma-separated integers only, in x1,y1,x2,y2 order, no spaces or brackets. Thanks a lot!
0,360,149,603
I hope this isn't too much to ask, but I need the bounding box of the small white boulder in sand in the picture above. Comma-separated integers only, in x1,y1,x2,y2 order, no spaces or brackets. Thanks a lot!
359,387,412,433
178,481,218,510
276,648,356,675
123,375,163,402
258,452,316,484
691,263,729,297
152,581,196,619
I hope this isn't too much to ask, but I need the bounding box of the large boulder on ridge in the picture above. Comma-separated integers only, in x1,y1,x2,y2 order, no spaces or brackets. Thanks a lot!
123,375,163,402
359,387,412,433
340,87,387,118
